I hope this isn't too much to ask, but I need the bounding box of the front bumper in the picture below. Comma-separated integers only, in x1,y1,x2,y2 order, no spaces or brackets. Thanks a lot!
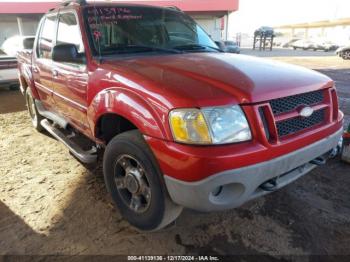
163,128,343,212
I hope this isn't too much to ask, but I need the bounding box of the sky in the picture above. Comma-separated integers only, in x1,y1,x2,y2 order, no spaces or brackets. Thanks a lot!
1,0,349,37
229,0,350,34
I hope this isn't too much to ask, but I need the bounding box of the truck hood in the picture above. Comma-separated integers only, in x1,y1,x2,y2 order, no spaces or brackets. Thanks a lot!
102,53,332,107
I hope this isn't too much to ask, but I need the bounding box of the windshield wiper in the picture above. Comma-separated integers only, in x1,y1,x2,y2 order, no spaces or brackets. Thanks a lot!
174,44,223,52
103,45,184,55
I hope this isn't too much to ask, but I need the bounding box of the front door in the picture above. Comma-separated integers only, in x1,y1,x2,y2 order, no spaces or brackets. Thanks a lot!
51,11,89,133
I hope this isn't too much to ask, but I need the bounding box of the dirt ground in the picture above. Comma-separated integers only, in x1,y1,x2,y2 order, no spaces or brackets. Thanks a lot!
0,55,350,258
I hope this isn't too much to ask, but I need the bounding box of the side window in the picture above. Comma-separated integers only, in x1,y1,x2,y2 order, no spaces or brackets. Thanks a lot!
57,12,84,53
38,16,56,59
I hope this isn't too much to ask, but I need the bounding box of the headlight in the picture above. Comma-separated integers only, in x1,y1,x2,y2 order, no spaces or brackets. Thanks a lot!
202,106,251,144
169,106,251,145
169,109,211,144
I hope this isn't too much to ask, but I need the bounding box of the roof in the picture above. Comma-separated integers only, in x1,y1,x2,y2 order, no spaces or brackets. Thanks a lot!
275,18,350,29
0,0,239,14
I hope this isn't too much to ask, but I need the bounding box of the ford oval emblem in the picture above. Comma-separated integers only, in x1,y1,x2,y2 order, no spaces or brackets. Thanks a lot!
299,106,314,118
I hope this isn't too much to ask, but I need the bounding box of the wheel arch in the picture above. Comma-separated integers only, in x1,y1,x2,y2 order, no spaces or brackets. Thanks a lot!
87,88,170,143
95,113,138,143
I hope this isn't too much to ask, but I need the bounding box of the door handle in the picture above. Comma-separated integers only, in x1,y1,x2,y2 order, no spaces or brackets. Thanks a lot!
52,70,58,77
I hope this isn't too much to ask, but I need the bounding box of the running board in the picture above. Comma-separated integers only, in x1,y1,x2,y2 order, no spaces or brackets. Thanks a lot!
35,100,68,129
41,119,97,164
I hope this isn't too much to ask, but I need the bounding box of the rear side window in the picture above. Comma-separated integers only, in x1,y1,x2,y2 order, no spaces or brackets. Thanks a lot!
38,15,56,59
57,12,84,53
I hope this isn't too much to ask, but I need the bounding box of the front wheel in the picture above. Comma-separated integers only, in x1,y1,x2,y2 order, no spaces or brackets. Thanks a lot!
103,130,182,231
25,88,44,132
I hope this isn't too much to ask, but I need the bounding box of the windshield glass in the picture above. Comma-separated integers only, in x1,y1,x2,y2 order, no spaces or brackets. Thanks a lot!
84,6,218,56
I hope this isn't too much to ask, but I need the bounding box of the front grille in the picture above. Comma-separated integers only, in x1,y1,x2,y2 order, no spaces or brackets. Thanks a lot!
276,109,326,137
270,90,324,115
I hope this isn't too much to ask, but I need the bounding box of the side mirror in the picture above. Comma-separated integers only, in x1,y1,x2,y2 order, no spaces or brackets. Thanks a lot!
23,38,34,50
52,44,85,64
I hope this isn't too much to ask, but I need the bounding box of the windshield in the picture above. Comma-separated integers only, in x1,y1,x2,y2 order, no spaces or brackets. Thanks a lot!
84,6,218,56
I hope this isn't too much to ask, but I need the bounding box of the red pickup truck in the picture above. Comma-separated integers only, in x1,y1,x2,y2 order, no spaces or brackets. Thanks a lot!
18,0,343,231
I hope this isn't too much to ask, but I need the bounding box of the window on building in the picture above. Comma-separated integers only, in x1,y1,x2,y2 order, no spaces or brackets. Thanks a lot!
38,15,56,59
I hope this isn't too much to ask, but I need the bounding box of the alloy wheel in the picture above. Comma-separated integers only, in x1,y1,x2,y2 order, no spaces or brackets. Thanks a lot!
343,51,350,60
113,154,152,214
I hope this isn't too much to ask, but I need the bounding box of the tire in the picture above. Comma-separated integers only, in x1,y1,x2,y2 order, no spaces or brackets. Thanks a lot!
25,88,44,132
293,47,297,50
9,84,19,91
103,130,183,231
342,50,350,60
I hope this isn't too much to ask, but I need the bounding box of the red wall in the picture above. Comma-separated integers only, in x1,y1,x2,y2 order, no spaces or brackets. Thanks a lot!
0,0,238,14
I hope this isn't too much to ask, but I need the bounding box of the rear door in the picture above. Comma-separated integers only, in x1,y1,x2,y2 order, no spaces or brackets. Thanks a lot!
32,14,57,109
51,11,89,132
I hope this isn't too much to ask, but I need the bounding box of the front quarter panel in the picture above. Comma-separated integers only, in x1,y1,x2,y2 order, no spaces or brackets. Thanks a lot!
87,87,169,141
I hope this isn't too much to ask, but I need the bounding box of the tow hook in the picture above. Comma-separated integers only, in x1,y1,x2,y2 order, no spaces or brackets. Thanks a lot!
260,178,278,192
310,157,326,166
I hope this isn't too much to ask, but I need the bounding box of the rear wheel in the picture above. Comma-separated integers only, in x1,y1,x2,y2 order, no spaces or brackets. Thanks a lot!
25,88,44,132
9,84,19,91
103,130,182,231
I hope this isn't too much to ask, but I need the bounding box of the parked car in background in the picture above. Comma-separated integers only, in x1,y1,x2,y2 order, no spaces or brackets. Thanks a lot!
0,36,34,91
0,55,19,90
1,35,35,57
336,45,350,60
291,39,338,52
292,39,315,50
312,41,338,52
215,41,225,51
282,38,301,48
224,41,240,54
215,41,240,54
0,55,16,69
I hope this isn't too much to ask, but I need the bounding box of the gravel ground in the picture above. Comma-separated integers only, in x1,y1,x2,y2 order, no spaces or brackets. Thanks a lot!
0,55,349,258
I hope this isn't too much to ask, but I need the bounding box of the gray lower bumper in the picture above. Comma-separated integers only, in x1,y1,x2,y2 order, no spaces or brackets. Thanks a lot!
164,128,343,212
